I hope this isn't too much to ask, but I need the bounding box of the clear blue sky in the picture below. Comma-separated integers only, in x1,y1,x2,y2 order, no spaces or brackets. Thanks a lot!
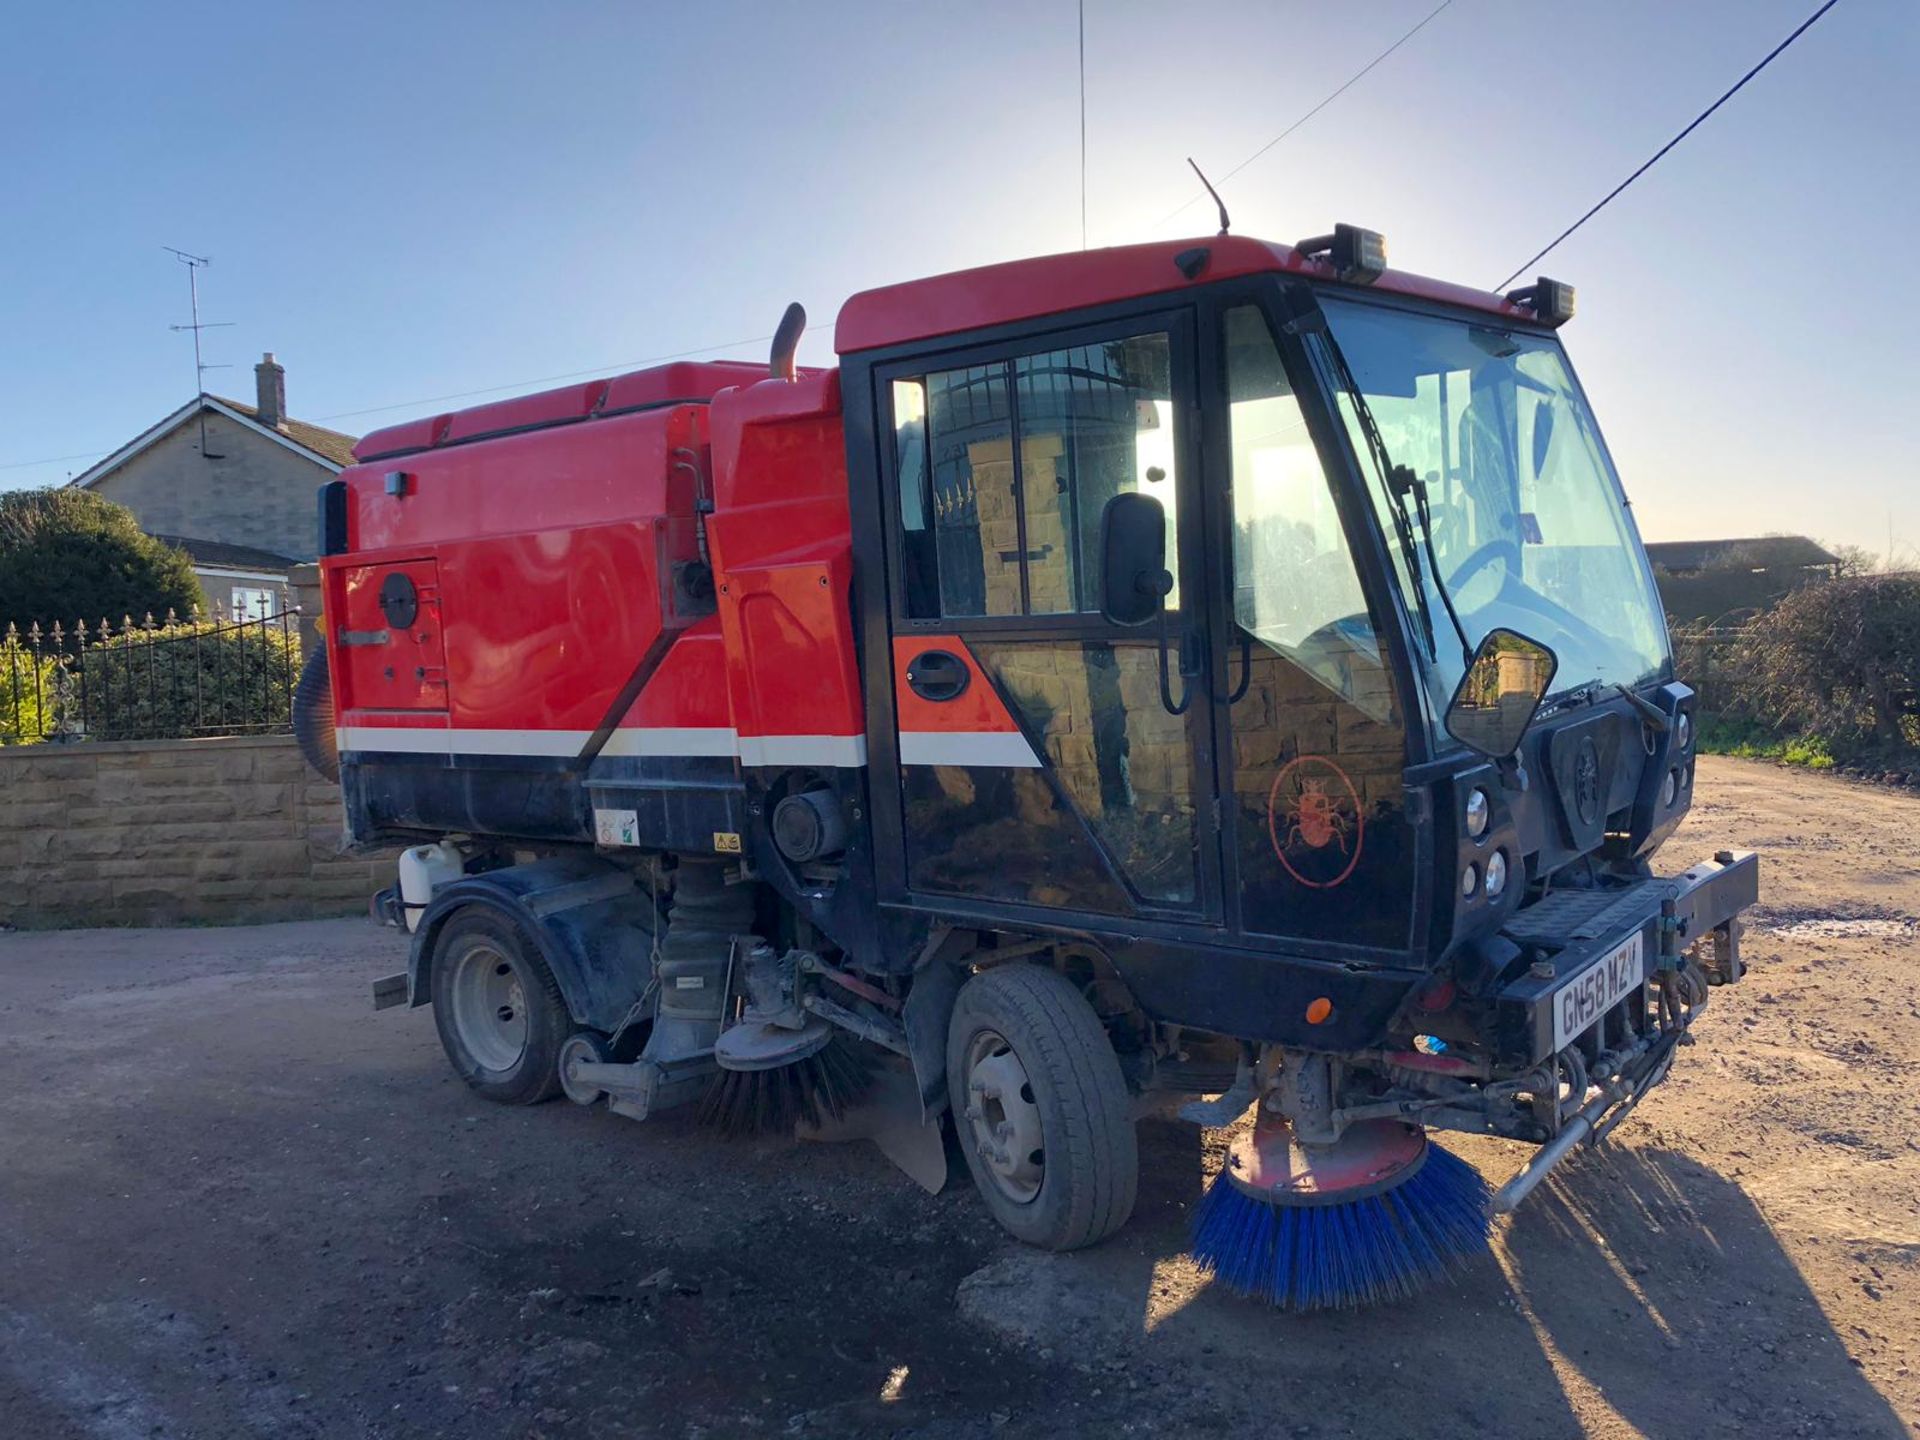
3,1,1914,556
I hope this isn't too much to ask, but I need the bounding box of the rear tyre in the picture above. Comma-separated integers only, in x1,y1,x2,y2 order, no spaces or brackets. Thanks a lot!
946,963,1138,1251
430,909,569,1105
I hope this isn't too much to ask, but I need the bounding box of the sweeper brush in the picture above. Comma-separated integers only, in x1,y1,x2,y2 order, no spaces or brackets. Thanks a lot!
698,1019,876,1139
1191,1117,1492,1311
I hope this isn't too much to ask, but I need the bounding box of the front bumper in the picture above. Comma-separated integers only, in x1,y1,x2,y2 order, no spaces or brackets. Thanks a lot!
1493,849,1759,1066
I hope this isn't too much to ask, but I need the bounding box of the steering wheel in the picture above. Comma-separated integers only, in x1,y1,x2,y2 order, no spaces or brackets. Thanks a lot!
1447,536,1521,593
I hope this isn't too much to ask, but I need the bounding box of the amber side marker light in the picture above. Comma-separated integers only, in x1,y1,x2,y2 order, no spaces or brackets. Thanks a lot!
1305,997,1334,1025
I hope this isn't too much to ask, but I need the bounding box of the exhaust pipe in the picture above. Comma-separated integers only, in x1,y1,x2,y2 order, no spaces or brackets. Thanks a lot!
769,302,806,381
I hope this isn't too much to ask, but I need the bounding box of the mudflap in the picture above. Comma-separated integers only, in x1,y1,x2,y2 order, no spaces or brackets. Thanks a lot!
800,1060,951,1194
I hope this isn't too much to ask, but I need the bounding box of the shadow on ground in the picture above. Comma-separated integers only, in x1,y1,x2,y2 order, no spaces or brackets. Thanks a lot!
957,1120,1906,1438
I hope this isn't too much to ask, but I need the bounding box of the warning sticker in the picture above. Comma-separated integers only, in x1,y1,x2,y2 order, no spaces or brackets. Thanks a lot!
594,808,640,847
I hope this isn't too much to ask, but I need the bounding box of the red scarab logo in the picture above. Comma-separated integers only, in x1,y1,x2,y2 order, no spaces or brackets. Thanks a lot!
1267,755,1365,890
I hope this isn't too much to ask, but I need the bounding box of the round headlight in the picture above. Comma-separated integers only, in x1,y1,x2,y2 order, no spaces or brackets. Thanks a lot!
1676,713,1692,750
1461,864,1480,899
1485,848,1508,898
1662,769,1680,807
1464,787,1490,840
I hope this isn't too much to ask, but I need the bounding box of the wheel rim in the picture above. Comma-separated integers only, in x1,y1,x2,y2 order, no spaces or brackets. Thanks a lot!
963,1028,1045,1204
446,942,528,1074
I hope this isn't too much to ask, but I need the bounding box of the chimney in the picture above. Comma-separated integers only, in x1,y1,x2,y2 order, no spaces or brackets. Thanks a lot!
255,352,286,429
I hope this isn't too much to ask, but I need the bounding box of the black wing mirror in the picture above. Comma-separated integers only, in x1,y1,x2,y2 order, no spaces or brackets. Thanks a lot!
1444,628,1558,758
1099,492,1171,627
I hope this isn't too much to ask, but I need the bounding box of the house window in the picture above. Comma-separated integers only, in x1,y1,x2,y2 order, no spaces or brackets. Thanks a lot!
230,585,278,618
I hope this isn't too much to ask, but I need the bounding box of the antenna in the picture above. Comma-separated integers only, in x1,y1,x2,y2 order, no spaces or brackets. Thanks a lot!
163,246,234,458
1186,159,1230,237
1078,0,1087,249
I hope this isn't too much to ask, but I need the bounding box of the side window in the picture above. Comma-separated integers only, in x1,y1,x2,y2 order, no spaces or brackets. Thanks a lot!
891,332,1178,620
1225,305,1391,721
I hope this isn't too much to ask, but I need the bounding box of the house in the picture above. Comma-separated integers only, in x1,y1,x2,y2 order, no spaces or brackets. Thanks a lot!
67,355,358,617
1643,535,1841,625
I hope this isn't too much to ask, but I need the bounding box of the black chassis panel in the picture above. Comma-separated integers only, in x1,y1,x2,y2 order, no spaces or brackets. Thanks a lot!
1492,849,1759,1065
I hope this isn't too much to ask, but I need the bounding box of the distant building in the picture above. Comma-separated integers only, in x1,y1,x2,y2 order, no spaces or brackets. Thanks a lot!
66,355,357,617
1644,535,1841,625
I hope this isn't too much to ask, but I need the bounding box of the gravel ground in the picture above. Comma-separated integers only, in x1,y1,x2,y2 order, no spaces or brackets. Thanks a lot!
0,755,1914,1438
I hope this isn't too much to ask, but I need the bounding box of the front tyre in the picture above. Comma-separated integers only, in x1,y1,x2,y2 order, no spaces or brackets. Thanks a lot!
946,964,1138,1251
430,909,569,1105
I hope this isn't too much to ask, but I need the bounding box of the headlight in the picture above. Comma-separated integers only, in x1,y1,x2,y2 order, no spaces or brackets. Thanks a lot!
1676,713,1692,750
1662,769,1680,806
1485,849,1508,898
1464,787,1490,840
1461,864,1480,899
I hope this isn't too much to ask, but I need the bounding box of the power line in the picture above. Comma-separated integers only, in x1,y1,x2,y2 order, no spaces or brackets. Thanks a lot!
0,449,112,473
1494,0,1842,291
1154,0,1454,230
0,332,782,475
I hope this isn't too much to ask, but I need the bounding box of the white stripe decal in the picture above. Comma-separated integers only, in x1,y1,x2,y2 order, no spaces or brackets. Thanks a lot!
338,724,870,766
599,727,739,758
336,725,457,755
737,733,869,767
898,730,1041,768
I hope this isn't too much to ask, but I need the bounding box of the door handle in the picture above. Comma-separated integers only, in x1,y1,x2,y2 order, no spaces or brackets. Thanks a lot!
1222,630,1252,704
906,649,971,702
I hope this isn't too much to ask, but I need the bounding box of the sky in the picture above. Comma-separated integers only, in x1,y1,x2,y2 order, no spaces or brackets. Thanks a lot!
2,0,1915,557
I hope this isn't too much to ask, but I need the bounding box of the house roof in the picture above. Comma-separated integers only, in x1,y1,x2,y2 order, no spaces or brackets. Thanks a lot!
151,533,299,573
67,394,358,490
207,396,359,467
1644,536,1841,573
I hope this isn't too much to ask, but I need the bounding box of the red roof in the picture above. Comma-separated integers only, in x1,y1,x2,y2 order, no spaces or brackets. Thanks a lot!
833,235,1530,354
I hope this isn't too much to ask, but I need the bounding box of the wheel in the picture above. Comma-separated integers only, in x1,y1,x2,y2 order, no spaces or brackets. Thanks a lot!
558,1031,611,1106
429,908,570,1105
946,963,1138,1251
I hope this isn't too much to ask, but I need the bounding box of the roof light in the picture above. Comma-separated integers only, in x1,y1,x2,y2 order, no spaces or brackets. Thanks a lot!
1295,223,1387,285
1504,276,1577,328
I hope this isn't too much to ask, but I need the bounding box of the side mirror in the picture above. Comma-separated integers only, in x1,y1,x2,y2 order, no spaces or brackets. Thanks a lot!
1444,628,1558,758
1099,492,1171,626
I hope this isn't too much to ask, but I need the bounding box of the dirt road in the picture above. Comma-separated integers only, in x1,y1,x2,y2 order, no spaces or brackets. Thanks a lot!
1,756,1914,1438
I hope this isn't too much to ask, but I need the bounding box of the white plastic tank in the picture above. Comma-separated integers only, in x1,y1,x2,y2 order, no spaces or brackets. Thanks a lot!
398,841,464,932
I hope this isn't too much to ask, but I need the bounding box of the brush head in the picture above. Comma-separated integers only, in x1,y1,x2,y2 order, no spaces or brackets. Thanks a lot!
697,1032,876,1139
1191,1118,1492,1310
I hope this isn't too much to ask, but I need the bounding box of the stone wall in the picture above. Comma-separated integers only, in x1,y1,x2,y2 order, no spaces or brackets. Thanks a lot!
0,734,389,929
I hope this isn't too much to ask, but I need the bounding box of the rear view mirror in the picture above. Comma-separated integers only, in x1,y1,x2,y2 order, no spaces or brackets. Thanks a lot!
1098,492,1171,626
1445,628,1558,758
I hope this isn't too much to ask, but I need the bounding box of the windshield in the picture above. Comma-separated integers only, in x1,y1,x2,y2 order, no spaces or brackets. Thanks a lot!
1315,297,1670,728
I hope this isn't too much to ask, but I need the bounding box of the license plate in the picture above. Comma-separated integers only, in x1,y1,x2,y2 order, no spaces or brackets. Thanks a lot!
1552,930,1645,1051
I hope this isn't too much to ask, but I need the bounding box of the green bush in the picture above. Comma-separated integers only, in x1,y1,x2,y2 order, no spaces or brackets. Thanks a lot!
0,488,200,633
0,634,57,744
1695,717,1833,768
75,618,300,741
1727,574,1920,755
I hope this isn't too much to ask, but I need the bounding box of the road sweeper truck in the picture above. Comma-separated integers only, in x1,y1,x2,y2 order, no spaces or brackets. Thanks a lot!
299,229,1757,1309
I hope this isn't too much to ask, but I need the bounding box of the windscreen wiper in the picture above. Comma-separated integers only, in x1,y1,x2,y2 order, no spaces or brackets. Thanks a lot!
1316,331,1475,671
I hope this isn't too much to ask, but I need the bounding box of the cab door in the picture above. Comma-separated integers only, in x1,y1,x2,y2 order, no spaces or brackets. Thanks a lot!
870,309,1223,924
1198,295,1420,954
